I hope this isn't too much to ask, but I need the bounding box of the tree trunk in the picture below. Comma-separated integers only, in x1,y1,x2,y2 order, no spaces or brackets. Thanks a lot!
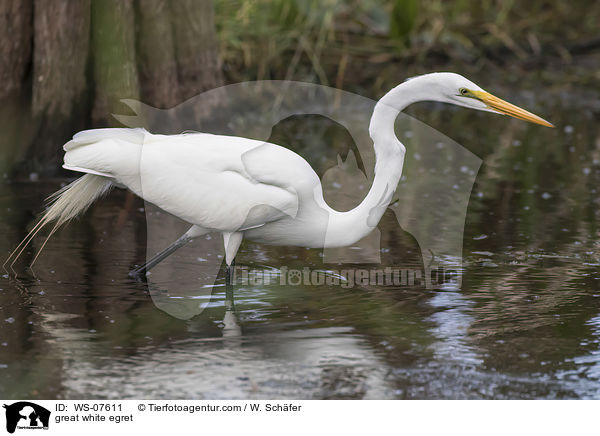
1,0,224,175
32,0,90,118
91,0,140,126
170,0,223,100
169,0,223,128
0,0,32,100
26,0,91,173
0,0,33,175
135,0,179,109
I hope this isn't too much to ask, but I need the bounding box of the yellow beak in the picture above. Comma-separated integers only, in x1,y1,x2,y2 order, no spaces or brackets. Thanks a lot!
471,90,554,128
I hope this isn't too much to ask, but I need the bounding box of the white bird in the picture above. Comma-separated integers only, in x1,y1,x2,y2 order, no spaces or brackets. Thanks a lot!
6,73,553,279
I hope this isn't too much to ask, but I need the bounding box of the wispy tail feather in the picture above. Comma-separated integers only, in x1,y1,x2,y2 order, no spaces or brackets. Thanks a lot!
4,174,113,268
42,174,113,227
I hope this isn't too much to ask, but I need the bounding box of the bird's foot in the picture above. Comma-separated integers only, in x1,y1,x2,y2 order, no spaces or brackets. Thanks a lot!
128,267,147,282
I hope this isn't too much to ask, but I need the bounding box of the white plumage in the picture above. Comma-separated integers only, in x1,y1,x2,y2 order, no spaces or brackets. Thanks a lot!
6,73,552,275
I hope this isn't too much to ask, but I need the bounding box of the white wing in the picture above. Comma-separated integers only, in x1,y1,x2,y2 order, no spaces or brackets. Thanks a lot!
64,129,321,232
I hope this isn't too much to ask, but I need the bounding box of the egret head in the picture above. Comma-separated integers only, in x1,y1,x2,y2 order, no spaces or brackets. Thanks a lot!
428,72,554,127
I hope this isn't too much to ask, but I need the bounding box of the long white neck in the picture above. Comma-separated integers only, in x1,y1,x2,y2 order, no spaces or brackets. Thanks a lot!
325,77,431,247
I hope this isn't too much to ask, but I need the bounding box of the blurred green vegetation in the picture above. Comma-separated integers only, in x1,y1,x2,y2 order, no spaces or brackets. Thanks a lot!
215,0,600,94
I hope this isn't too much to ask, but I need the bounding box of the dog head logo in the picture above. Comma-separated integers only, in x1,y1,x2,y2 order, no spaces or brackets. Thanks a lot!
3,402,50,434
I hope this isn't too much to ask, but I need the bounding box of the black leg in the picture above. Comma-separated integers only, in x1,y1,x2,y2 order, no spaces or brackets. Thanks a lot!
225,258,236,286
225,276,235,311
129,233,192,279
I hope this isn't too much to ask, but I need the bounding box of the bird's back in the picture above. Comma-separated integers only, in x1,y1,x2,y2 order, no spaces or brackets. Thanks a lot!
63,128,320,233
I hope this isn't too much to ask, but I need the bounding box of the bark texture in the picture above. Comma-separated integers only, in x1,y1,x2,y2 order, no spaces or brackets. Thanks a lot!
170,0,223,101
91,0,140,125
32,0,91,117
1,0,223,175
25,0,91,172
135,0,180,108
0,0,32,99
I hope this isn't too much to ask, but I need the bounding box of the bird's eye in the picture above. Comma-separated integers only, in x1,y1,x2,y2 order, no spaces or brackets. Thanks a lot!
459,88,469,96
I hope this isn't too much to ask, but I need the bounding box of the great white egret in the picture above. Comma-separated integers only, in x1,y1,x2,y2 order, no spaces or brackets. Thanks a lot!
6,73,553,279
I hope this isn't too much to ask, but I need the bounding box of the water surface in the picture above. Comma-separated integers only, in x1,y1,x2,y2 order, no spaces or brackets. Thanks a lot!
1,93,600,399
